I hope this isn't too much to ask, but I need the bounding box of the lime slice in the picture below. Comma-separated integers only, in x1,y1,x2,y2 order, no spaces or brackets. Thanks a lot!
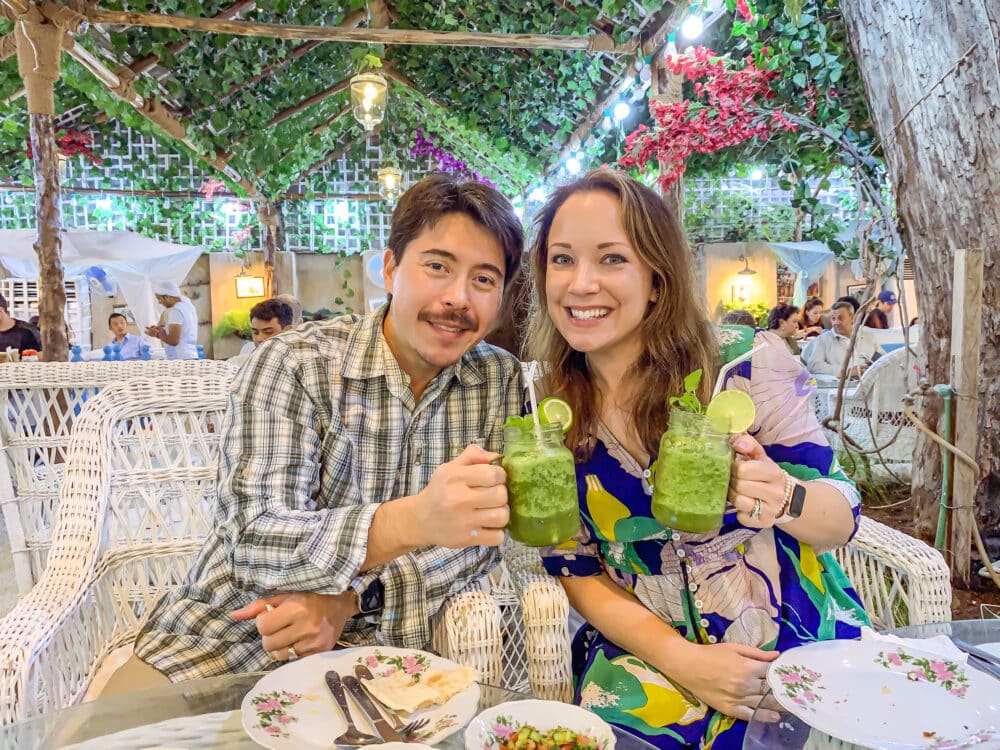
705,390,756,433
538,397,574,433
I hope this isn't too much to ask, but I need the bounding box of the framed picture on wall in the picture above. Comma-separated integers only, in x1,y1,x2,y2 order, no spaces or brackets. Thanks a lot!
846,283,867,300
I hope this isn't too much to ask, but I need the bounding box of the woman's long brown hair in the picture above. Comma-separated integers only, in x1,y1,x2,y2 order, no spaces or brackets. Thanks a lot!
525,170,718,460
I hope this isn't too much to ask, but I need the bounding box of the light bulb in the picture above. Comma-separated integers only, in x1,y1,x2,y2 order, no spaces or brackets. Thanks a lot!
680,14,703,40
384,174,396,188
362,83,377,99
613,102,630,122
751,168,764,180
602,115,613,131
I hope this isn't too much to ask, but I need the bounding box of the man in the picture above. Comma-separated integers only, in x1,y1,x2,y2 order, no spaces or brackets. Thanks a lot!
877,289,898,327
108,312,142,360
0,293,41,355
145,281,198,359
233,298,294,366
803,299,884,378
105,173,524,691
275,293,304,327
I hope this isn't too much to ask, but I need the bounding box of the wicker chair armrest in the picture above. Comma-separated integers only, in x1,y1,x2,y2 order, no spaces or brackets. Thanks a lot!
0,567,100,724
517,572,573,701
432,590,503,686
836,516,952,629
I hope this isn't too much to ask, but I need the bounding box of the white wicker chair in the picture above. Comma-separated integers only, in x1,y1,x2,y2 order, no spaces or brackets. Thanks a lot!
0,376,509,724
0,359,237,595
510,516,953,700
838,346,920,475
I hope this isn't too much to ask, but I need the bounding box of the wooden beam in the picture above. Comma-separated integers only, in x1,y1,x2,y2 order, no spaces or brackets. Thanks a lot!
217,8,366,103
87,8,634,53
128,0,257,76
0,182,385,201
949,248,984,586
225,76,350,155
257,105,352,178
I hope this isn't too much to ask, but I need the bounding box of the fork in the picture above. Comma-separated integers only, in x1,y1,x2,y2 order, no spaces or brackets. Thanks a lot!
354,665,431,740
325,670,382,746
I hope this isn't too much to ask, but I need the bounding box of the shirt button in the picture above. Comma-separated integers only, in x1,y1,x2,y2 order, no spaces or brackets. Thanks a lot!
676,549,686,558
707,635,718,644
688,582,699,593
642,469,651,478
699,618,710,627
695,599,704,609
672,532,680,541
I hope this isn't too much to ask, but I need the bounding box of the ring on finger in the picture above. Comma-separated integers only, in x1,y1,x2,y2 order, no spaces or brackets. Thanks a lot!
749,498,763,520
287,645,298,660
760,679,768,695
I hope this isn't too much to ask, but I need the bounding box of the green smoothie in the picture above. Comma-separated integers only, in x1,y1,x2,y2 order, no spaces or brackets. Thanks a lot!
503,424,580,546
650,412,732,533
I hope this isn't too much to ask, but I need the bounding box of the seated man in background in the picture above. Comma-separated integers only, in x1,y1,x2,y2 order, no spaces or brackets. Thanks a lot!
0,293,41,354
104,173,525,691
803,299,884,378
108,312,142,360
231,298,293,365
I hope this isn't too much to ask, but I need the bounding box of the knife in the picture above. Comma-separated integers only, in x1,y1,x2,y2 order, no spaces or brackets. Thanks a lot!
344,674,403,742
355,665,404,729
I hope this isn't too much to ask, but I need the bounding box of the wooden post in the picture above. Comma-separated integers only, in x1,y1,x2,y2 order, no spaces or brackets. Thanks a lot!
949,248,984,585
14,5,68,362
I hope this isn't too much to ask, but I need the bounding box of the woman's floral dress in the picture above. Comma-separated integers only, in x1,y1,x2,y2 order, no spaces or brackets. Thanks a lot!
540,327,870,749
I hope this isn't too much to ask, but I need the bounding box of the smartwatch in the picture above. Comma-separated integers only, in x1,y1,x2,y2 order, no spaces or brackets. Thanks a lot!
354,579,384,618
787,482,806,519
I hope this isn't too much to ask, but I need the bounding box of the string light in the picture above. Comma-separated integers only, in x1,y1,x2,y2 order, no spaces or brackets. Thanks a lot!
680,13,704,39
613,102,631,122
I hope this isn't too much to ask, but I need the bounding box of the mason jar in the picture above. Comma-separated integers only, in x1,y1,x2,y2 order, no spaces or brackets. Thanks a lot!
650,410,732,533
502,422,580,546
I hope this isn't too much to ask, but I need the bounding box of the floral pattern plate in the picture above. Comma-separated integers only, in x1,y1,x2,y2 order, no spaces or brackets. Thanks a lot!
767,639,1000,749
464,700,616,750
241,646,480,749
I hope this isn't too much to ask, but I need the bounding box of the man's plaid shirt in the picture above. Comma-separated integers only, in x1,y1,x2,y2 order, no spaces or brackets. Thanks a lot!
135,306,523,680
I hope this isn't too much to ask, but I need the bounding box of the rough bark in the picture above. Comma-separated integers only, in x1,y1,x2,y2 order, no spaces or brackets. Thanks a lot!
30,113,68,362
840,1,1000,552
257,201,286,298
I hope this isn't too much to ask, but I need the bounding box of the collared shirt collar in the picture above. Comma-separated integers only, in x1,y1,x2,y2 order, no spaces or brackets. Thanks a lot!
340,303,486,388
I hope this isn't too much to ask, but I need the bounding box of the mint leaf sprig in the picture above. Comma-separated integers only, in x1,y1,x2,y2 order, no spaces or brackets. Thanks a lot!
668,369,705,414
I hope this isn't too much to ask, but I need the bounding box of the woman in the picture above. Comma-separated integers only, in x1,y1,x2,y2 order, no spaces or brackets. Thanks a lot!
766,303,801,355
145,280,198,359
797,297,825,338
864,308,888,329
528,171,868,749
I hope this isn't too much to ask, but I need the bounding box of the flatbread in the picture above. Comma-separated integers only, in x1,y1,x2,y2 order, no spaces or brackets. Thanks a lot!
364,665,478,714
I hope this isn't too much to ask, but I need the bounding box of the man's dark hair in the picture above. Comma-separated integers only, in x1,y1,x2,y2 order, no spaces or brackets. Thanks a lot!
386,173,524,287
721,309,757,327
835,295,861,312
831,300,856,314
108,312,127,326
250,298,292,328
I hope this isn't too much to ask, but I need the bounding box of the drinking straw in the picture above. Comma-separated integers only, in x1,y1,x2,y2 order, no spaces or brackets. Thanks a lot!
522,360,545,442
711,344,767,399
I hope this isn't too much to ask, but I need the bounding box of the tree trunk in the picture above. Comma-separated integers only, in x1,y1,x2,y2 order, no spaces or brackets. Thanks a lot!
840,1,1000,557
29,113,68,362
257,200,285,298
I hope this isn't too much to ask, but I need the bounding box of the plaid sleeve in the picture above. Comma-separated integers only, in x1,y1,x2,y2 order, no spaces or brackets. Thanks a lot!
350,359,524,647
217,339,379,595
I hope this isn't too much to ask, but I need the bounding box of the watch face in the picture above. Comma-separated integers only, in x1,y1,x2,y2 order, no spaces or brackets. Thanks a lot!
788,483,806,518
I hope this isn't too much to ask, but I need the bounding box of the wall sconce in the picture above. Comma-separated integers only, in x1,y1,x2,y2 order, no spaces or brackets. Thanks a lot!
234,271,265,299
738,254,757,276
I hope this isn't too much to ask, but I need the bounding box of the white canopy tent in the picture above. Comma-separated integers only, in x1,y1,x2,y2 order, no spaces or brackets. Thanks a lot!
766,240,837,305
0,230,203,332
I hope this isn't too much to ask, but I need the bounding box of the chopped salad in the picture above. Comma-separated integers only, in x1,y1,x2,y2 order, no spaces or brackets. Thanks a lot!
499,725,601,750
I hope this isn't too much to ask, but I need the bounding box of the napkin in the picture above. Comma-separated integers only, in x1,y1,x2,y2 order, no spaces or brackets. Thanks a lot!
860,625,969,663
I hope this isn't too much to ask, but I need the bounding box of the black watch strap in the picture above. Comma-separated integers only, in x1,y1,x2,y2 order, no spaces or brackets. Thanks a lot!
787,482,806,518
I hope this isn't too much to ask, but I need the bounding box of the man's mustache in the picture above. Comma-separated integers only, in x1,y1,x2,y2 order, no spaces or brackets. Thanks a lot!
418,309,477,331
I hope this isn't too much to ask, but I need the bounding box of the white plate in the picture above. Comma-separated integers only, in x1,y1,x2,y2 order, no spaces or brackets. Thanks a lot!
464,699,616,750
767,639,1000,749
241,646,480,749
